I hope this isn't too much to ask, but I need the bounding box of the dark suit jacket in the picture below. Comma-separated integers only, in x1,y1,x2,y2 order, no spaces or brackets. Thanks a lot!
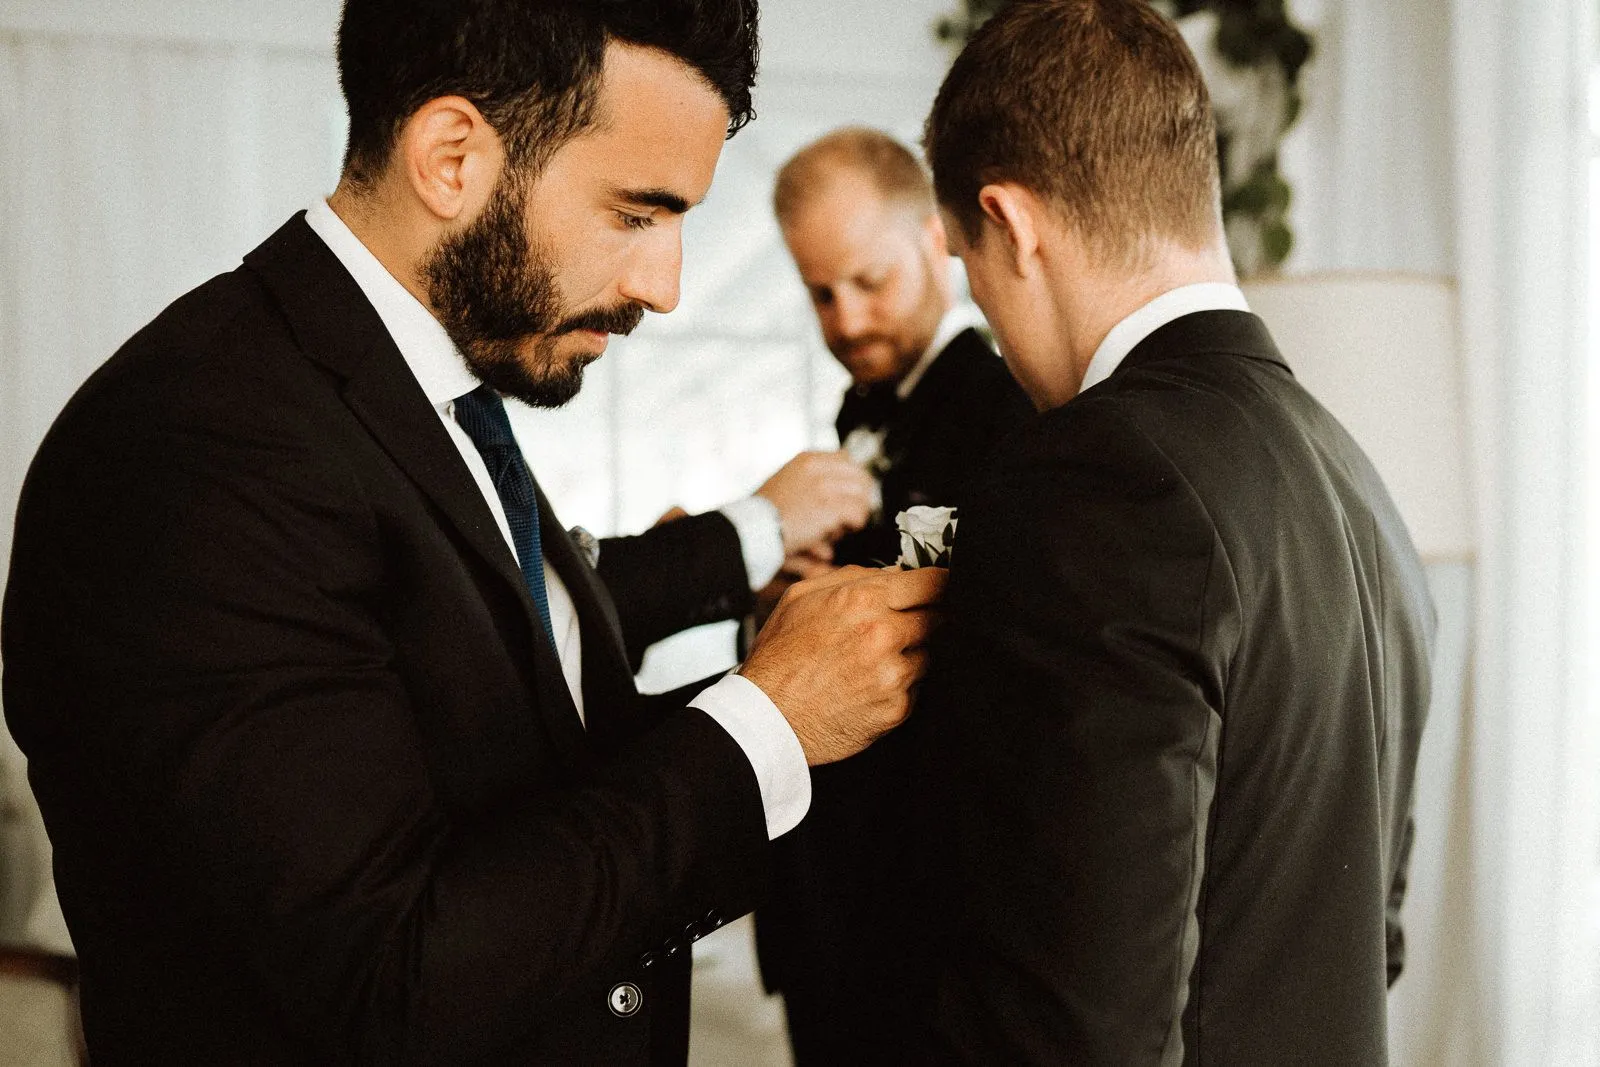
1,215,769,1065
755,328,1031,1060
831,327,1032,568
909,311,1433,1065
599,330,1026,675
597,512,753,672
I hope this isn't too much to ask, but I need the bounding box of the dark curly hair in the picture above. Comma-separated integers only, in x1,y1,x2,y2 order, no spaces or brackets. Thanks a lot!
337,0,760,185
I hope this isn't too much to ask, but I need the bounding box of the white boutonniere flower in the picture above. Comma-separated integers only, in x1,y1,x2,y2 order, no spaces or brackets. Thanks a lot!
569,526,601,569
896,505,958,569
842,425,892,480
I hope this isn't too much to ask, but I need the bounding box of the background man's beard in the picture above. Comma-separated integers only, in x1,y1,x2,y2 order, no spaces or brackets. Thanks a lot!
421,174,642,409
830,254,947,384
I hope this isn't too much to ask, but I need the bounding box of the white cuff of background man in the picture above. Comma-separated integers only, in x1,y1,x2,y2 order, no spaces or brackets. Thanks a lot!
719,494,785,590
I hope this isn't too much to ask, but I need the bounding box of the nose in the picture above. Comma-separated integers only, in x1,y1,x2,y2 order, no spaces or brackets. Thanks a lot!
828,288,868,340
618,229,683,314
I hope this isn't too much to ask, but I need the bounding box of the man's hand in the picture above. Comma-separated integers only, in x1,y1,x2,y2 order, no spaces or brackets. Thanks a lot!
753,544,837,630
755,451,877,555
739,566,947,766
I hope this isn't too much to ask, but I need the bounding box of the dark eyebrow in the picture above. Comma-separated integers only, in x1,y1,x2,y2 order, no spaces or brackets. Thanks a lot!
611,186,697,214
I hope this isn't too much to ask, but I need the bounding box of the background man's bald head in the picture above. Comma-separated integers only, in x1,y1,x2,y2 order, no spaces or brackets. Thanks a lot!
773,127,936,227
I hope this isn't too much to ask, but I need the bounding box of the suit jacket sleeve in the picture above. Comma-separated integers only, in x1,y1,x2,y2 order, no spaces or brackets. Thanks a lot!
2,377,767,1064
919,399,1240,1065
597,512,753,671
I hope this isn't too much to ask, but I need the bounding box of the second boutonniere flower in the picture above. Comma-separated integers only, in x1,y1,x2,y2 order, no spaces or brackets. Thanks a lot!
896,505,959,569
841,425,892,480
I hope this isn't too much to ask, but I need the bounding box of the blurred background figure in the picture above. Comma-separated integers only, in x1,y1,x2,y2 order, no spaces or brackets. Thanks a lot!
754,125,1031,1066
775,128,1032,565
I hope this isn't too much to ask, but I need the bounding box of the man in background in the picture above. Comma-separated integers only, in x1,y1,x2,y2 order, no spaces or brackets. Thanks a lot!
909,0,1433,1061
774,127,1031,571
754,127,1031,1066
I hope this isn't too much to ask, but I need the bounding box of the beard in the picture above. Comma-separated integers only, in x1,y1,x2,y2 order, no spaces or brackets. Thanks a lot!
422,171,644,409
828,253,947,386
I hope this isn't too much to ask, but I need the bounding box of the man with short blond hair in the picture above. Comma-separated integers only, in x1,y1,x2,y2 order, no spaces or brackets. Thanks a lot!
756,126,1030,1065
769,125,1030,574
909,1,1433,1063
773,125,936,226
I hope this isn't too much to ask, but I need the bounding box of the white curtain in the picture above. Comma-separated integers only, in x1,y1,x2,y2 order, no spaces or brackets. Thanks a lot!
1286,0,1600,1062
1448,0,1600,1061
1281,0,1457,276
0,25,347,948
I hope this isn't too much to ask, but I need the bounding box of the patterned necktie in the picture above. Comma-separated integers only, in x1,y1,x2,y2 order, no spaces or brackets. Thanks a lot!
452,385,556,646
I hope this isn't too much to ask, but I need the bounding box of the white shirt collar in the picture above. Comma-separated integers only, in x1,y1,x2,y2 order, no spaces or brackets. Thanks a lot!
1079,282,1250,395
303,199,480,407
896,307,978,400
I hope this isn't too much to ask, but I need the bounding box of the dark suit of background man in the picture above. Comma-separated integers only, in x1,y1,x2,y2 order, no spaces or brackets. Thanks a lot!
752,127,1032,1066
0,2,948,1063
905,1,1434,1063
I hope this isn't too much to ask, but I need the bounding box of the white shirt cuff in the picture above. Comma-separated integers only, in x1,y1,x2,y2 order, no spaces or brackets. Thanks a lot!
689,673,811,839
719,495,785,590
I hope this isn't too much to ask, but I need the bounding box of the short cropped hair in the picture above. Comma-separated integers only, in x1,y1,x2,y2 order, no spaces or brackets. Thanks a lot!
925,0,1219,264
773,127,936,226
337,0,760,186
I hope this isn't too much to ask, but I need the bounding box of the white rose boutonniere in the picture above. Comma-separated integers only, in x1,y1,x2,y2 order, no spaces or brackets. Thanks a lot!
842,425,890,517
896,505,958,569
842,425,892,479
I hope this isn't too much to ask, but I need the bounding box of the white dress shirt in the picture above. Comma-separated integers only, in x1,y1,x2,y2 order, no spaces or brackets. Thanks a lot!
304,200,810,838
1079,282,1251,395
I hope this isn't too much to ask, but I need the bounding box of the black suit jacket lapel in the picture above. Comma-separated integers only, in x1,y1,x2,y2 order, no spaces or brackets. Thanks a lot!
879,328,995,485
893,328,979,433
241,213,590,765
535,482,638,750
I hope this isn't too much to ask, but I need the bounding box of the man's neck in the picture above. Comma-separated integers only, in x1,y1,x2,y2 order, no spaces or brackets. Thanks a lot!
327,182,437,312
1054,243,1236,401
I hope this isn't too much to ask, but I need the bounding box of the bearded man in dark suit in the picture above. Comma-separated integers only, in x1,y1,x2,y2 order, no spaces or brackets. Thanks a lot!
905,1,1434,1063
0,2,947,1063
753,127,1032,1066
774,127,1032,573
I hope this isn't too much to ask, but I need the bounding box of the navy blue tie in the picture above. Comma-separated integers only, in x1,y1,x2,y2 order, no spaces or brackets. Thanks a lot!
453,385,556,646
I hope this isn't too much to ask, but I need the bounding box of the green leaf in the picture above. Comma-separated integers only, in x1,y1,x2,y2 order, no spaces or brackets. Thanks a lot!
1263,222,1294,267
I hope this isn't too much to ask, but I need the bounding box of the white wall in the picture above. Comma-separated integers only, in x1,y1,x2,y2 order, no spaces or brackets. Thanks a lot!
1,0,343,50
